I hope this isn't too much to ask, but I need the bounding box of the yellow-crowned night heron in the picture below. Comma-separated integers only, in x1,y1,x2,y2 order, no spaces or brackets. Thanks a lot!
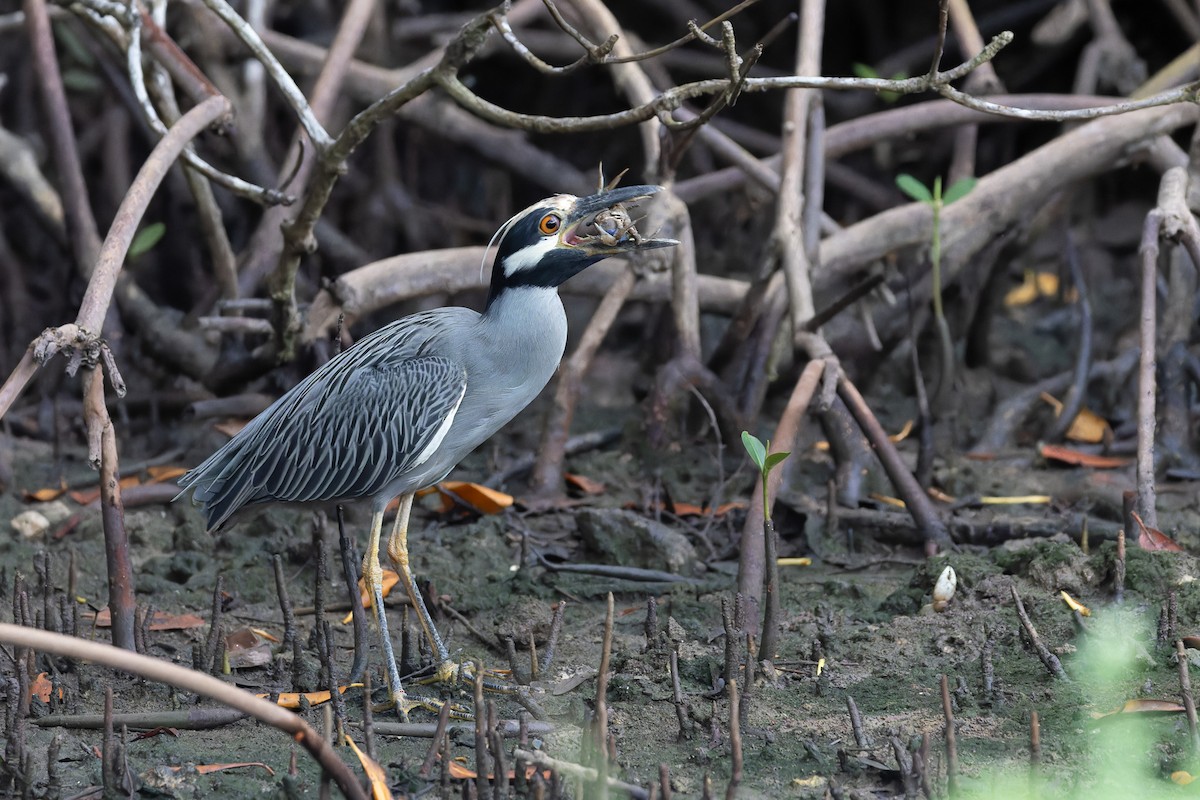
178,185,676,712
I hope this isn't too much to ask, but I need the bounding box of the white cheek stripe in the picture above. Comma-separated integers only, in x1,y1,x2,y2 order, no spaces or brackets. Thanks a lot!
412,383,467,467
503,237,558,276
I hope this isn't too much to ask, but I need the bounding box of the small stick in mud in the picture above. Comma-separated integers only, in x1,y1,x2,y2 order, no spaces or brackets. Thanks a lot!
645,595,659,648
726,679,743,800
918,731,932,797
1030,710,1041,768
473,662,489,800
721,593,745,688
489,700,509,799
660,764,672,800
846,695,869,749
1176,640,1200,753
889,736,916,798
1115,530,1126,605
540,600,567,675
201,573,225,674
671,649,693,741
336,505,368,683
418,699,452,779
941,674,958,795
272,554,297,654
1010,585,1069,680
1158,590,1178,648
981,629,996,706
360,671,375,760
595,592,616,785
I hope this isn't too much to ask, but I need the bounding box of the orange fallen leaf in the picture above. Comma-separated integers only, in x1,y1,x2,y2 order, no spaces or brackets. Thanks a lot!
1172,771,1196,786
23,480,68,502
1092,699,1186,718
91,608,206,631
869,493,907,509
212,420,248,438
346,736,393,800
634,500,746,517
1132,511,1183,552
1038,393,1111,444
426,481,513,514
262,685,361,709
1004,270,1061,307
1038,444,1131,469
251,627,280,643
146,465,189,483
818,420,912,452
1059,591,1091,616
445,759,549,782
29,672,63,703
193,762,275,776
70,475,141,505
132,727,179,741
564,473,606,495
343,570,401,623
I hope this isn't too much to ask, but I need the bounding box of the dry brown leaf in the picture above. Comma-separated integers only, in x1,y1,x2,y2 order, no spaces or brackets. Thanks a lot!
212,420,248,438
1132,511,1183,552
146,465,189,483
435,481,514,514
343,569,401,623
131,727,179,741
1038,393,1111,444
1092,698,1186,718
92,608,206,631
225,627,273,669
1181,636,1200,650
1004,270,1060,307
1059,591,1091,616
193,762,275,776
29,672,62,703
23,482,68,502
70,475,141,505
1039,444,1131,469
346,736,394,800
564,472,606,494
262,685,360,709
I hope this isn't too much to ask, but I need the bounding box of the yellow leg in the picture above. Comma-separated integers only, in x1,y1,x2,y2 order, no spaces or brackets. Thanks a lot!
386,493,451,665
362,509,410,712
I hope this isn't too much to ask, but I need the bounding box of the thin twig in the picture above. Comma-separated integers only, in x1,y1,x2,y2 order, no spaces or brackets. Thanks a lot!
1010,585,1068,680
0,624,368,800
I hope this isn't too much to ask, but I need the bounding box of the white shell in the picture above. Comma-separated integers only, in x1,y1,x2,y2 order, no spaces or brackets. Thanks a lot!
11,510,50,540
932,565,957,612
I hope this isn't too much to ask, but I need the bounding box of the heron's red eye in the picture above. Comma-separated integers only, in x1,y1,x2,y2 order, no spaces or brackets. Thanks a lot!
538,214,561,235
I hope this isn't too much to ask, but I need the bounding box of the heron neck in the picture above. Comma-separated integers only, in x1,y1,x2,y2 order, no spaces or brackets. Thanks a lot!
478,285,568,365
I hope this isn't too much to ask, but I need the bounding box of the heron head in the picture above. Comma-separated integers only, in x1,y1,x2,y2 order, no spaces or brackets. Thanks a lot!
487,185,677,304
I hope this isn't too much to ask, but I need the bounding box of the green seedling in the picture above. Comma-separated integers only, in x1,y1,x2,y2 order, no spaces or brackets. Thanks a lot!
742,431,789,664
895,173,976,409
741,431,789,524
128,222,166,260
851,62,908,104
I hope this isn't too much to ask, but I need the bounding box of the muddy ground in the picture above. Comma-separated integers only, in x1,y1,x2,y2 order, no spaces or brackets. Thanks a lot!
3,329,1200,800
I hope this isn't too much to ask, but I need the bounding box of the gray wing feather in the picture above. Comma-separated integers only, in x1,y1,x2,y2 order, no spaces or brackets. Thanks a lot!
180,347,467,530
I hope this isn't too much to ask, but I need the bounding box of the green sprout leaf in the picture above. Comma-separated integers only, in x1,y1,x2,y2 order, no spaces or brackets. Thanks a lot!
942,177,978,205
851,62,880,80
896,173,933,204
741,431,766,471
128,222,166,259
764,452,791,473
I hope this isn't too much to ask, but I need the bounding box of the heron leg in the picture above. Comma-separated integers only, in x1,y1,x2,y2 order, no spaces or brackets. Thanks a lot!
386,493,452,666
362,508,407,709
